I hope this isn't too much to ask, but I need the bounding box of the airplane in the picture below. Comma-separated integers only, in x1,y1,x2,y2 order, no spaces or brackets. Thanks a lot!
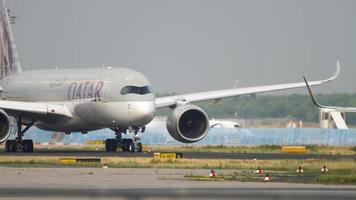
304,74,356,129
0,0,340,153
209,119,240,128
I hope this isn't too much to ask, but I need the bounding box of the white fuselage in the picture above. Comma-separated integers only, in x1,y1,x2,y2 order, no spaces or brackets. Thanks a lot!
0,67,156,132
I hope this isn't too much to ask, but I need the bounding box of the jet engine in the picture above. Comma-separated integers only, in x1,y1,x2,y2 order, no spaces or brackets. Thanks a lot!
166,104,209,143
0,109,10,143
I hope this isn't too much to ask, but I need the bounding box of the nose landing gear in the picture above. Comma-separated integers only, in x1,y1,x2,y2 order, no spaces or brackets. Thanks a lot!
120,137,143,152
106,126,145,152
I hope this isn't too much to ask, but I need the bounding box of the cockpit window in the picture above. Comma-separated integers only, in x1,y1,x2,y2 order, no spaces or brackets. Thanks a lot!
120,86,152,95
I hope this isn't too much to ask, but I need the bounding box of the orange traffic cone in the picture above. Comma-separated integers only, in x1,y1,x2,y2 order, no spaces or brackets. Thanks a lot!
209,169,217,177
296,166,304,174
321,165,328,174
264,173,272,182
255,166,264,175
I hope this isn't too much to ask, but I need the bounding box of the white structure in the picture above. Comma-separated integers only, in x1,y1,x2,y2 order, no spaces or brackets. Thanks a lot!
320,108,347,129
209,119,241,128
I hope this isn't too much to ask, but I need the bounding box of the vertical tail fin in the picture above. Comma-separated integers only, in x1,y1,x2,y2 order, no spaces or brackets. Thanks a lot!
0,0,21,79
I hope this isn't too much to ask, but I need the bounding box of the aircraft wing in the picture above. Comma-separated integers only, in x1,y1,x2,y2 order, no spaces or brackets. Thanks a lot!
0,100,72,122
326,107,356,113
155,63,340,108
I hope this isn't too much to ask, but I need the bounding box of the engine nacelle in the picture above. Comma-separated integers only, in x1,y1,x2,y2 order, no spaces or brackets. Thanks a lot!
0,109,11,143
166,104,209,143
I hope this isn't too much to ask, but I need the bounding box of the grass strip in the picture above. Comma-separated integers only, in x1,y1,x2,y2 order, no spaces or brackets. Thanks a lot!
0,156,355,171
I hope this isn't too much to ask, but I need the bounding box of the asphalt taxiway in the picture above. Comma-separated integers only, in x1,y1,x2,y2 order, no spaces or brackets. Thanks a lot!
1,187,355,199
0,168,354,200
0,150,355,160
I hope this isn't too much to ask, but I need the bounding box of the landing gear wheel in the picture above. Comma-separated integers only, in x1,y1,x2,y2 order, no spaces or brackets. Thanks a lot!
137,142,143,152
115,132,122,143
21,140,34,152
129,142,135,153
105,139,117,152
5,140,10,152
5,140,17,152
6,117,35,153
120,139,133,152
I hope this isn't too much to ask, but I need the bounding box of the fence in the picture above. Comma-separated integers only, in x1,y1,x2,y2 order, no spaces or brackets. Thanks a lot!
20,127,356,146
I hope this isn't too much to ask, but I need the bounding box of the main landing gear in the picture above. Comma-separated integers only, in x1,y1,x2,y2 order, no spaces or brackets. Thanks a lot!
105,127,144,153
5,117,34,153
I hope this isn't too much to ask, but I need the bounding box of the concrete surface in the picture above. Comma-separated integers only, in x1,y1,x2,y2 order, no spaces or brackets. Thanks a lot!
0,167,354,199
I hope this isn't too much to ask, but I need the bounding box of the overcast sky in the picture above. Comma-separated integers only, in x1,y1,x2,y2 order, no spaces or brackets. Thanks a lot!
7,0,356,94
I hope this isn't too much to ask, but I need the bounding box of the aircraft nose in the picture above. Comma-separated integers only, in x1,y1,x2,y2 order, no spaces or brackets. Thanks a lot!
129,101,155,125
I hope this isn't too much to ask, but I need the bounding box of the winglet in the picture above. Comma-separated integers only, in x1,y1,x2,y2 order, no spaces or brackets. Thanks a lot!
321,60,340,83
303,76,326,108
